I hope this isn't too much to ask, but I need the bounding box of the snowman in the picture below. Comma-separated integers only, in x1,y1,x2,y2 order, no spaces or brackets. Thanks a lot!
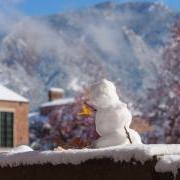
81,79,142,148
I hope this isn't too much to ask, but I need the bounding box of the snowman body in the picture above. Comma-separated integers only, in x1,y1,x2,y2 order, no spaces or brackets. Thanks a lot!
88,79,142,148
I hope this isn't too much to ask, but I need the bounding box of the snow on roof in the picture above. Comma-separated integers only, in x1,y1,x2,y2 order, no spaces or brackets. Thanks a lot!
0,85,28,103
1,144,180,172
41,98,75,108
49,87,64,93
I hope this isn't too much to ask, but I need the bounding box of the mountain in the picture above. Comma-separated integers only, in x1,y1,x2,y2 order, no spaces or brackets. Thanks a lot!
0,1,177,110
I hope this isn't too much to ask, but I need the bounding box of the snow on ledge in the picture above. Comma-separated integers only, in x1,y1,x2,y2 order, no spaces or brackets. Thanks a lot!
155,155,180,177
1,144,180,169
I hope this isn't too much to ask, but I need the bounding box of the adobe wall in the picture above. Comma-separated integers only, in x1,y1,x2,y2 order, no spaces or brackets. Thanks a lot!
0,101,29,147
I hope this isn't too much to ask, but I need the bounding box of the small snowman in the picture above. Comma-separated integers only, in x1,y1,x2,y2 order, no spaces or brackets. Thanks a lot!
81,79,142,148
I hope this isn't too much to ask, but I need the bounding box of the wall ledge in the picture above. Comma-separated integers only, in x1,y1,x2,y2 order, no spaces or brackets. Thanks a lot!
0,144,180,180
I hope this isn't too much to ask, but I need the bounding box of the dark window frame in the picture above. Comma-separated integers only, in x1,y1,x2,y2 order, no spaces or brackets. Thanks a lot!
0,112,14,147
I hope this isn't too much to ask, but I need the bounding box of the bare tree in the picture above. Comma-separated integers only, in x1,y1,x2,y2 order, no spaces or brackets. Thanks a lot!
140,19,180,143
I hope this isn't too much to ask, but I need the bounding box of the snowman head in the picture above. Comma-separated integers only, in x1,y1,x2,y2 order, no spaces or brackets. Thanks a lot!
87,79,120,109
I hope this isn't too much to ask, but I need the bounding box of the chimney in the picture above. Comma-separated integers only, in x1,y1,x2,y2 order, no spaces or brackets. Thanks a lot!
48,88,64,101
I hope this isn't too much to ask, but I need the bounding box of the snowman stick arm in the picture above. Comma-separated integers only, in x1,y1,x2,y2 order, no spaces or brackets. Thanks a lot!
124,126,132,144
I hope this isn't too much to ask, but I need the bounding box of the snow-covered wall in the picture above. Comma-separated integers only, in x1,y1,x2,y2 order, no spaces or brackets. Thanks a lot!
0,144,180,180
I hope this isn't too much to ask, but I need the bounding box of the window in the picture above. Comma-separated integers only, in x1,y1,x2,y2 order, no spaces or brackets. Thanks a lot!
0,112,14,147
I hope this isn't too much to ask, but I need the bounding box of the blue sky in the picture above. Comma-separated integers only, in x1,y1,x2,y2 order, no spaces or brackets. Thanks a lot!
18,0,180,16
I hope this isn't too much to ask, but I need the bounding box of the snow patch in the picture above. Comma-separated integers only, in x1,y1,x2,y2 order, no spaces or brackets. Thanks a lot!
9,145,33,154
68,78,83,92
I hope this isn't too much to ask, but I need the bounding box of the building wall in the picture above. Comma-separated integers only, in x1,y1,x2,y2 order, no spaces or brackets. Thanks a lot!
0,101,29,147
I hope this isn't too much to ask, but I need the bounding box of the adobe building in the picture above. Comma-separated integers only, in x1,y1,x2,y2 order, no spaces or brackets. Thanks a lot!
40,88,75,116
0,85,29,148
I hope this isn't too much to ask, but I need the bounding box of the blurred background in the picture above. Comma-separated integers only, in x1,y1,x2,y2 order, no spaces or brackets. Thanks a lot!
0,0,179,150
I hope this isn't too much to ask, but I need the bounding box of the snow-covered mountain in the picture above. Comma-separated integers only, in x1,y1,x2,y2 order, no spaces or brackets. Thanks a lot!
0,1,177,109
